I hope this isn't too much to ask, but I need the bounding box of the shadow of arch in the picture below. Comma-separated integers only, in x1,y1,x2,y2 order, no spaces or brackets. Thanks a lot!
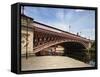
60,42,88,62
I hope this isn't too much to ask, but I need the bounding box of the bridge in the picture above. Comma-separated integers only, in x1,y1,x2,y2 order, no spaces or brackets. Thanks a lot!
21,14,93,70
21,14,91,61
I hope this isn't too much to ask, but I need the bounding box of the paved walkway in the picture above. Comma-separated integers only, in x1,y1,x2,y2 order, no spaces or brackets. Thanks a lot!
21,56,92,71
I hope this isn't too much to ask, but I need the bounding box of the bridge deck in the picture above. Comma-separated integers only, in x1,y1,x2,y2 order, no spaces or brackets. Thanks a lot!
21,56,91,71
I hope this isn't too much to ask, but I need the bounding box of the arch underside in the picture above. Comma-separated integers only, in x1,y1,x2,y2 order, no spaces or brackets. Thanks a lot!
33,40,87,53
34,40,88,62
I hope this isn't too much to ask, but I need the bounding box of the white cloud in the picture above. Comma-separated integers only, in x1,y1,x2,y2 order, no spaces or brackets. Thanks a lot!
75,9,85,12
55,9,65,22
52,23,69,32
79,28,95,40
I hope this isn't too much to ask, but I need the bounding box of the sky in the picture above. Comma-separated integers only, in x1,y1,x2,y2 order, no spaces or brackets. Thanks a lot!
21,6,95,40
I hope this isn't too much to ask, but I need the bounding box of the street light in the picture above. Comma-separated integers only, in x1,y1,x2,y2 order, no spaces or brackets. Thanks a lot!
21,6,24,15
69,25,71,32
22,6,29,59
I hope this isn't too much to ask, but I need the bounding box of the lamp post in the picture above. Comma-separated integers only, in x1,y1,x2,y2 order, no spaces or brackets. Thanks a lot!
21,6,24,15
25,18,29,59
79,31,81,36
22,6,29,59
69,25,71,32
